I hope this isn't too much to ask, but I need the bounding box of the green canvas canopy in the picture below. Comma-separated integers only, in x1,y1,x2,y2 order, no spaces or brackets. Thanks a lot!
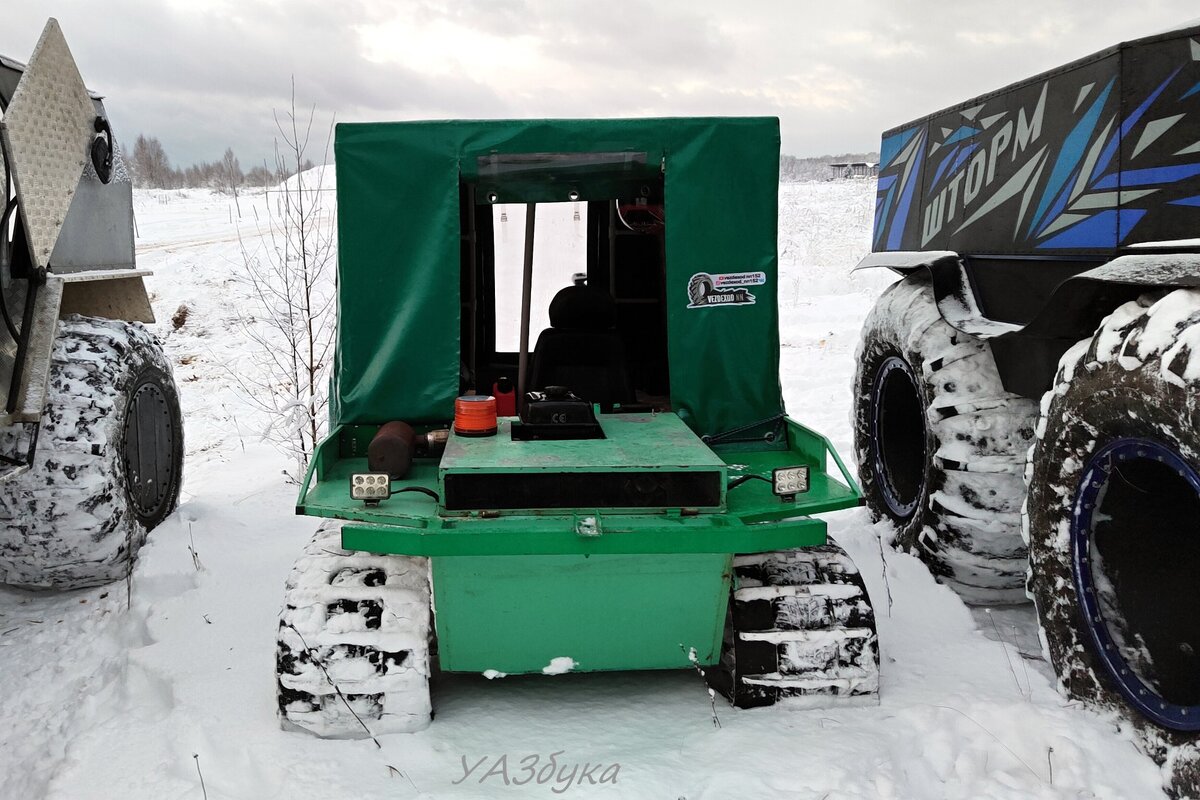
332,117,785,441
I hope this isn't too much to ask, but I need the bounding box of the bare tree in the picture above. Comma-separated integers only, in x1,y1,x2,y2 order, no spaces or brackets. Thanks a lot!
232,86,336,480
221,147,244,216
130,134,175,188
246,164,275,187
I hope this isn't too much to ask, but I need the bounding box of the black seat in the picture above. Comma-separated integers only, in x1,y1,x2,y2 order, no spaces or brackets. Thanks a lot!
530,283,633,407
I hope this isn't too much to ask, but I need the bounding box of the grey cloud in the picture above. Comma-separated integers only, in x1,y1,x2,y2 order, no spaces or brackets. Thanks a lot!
1,1,1197,166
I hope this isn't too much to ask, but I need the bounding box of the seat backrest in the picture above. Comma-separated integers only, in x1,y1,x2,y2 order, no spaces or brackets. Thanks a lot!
529,284,633,406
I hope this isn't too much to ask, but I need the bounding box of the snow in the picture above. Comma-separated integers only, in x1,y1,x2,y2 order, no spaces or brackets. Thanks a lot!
0,177,1168,798
853,250,958,270
1125,237,1200,248
541,657,578,676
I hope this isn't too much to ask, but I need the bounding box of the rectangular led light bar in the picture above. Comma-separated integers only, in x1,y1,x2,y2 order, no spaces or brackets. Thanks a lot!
350,472,391,505
772,466,810,501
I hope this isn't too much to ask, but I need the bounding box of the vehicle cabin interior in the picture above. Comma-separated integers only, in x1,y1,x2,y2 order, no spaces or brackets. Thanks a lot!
457,158,669,414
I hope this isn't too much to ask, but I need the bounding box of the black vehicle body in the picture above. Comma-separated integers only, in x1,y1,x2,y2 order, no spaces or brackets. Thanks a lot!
867,23,1200,396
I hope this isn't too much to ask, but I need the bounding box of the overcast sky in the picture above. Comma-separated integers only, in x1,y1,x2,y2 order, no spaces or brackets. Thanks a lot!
4,2,1199,168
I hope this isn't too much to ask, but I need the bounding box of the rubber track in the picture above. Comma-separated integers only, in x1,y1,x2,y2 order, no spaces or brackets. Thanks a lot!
277,521,433,738
709,541,880,708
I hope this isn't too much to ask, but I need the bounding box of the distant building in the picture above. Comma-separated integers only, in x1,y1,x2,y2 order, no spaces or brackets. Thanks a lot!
828,162,879,180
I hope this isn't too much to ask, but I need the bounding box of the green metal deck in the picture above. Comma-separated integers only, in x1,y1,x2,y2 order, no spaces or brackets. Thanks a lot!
440,413,725,473
297,413,861,557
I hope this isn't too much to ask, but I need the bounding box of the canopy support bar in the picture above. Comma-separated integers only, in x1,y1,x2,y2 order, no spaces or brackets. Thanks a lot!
516,203,536,416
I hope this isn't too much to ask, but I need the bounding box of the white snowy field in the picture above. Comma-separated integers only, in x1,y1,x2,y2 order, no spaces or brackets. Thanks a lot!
0,177,1169,799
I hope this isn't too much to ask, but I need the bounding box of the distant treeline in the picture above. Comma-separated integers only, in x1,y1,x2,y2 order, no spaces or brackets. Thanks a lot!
123,134,315,190
780,153,879,182
124,134,869,189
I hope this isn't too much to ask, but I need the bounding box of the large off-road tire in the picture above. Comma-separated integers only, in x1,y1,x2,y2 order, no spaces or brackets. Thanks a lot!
853,275,1038,605
0,315,183,589
277,521,433,738
1025,290,1200,798
709,540,879,709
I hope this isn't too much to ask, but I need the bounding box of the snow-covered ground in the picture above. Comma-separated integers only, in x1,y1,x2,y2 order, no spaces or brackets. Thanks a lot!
0,178,1167,799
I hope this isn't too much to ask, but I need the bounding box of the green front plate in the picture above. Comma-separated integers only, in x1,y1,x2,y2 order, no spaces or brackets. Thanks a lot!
432,552,731,673
340,514,826,556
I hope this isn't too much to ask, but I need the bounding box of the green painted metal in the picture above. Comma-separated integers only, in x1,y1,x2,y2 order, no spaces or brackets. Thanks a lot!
440,412,723,473
339,514,827,557
431,553,732,673
332,117,783,440
717,418,864,523
297,414,862,534
438,413,726,514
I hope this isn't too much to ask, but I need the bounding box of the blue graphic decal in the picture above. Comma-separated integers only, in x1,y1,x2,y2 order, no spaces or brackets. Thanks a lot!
942,126,981,146
949,143,978,176
879,128,917,170
1091,131,1121,185
1118,208,1148,242
929,146,961,190
1094,133,1118,185
1028,78,1116,236
1036,167,1082,237
1121,67,1184,140
886,132,926,250
874,185,896,247
1093,68,1184,184
1094,163,1200,190
873,40,1200,255
1037,209,1119,249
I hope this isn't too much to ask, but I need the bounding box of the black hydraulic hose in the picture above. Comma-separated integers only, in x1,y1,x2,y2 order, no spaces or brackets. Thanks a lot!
0,192,18,341
7,268,42,414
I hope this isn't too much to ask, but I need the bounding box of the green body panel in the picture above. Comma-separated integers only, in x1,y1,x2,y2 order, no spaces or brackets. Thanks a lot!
431,553,731,673
332,117,783,440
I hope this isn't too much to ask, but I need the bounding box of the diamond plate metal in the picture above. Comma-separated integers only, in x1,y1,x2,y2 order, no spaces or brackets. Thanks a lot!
0,19,94,271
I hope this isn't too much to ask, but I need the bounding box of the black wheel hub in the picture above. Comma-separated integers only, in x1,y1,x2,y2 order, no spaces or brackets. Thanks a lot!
870,355,927,520
123,380,179,521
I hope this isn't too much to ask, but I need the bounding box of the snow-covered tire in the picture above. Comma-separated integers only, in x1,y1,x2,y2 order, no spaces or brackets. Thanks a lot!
0,315,183,589
1025,290,1200,798
709,540,879,709
277,521,433,738
853,275,1038,605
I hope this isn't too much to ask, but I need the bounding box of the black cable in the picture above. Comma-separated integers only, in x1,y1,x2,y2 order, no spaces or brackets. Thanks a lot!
702,413,787,446
392,485,440,501
727,474,773,491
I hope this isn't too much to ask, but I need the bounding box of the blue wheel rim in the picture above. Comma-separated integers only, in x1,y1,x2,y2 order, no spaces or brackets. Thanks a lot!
1072,436,1200,731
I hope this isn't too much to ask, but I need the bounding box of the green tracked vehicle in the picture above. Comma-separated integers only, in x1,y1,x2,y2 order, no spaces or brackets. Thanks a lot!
276,117,879,737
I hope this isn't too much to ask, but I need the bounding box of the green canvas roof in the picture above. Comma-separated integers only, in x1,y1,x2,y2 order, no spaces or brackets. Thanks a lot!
332,116,784,441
